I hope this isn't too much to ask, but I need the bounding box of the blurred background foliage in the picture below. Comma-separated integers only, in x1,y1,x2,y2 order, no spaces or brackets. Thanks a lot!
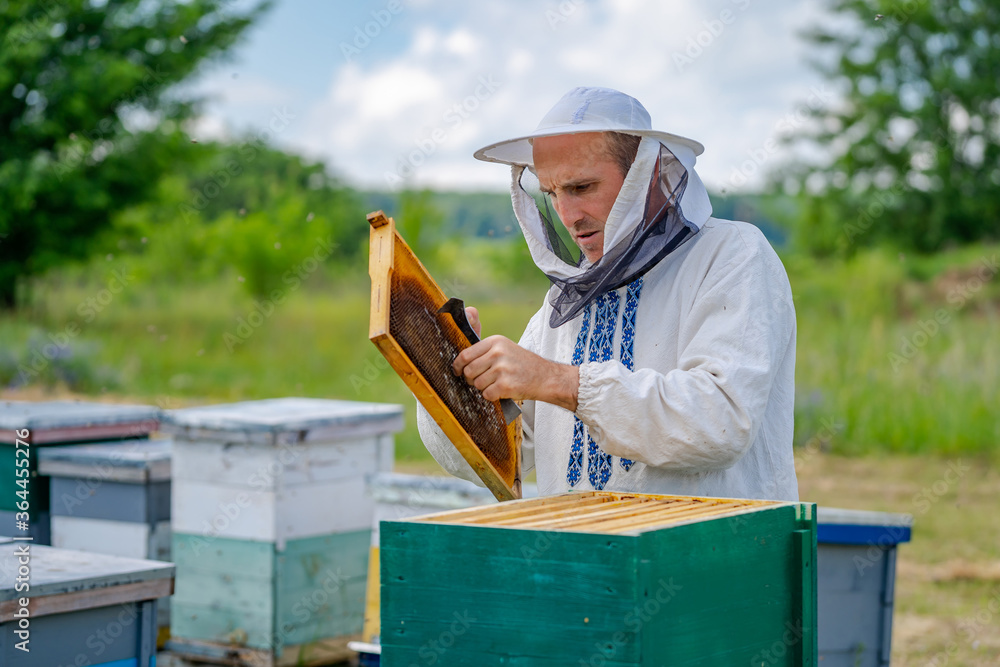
0,0,273,306
0,0,998,465
774,0,1000,256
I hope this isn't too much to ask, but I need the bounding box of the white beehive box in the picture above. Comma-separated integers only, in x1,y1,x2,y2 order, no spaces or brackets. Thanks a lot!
160,397,403,665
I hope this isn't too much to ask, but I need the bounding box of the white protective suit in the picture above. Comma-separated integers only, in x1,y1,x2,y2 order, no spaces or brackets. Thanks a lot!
417,89,799,501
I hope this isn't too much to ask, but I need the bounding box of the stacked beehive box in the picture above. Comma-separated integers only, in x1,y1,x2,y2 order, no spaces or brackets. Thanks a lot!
161,397,403,666
381,491,817,666
0,400,161,544
38,439,173,631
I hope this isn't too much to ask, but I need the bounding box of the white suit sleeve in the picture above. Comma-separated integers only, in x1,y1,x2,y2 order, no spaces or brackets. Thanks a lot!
575,233,794,471
416,309,542,484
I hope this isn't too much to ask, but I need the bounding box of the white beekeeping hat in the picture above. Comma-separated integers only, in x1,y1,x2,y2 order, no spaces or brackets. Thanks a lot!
473,87,712,328
474,86,704,166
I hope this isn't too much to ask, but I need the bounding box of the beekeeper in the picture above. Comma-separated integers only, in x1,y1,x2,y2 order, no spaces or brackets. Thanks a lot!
417,87,799,501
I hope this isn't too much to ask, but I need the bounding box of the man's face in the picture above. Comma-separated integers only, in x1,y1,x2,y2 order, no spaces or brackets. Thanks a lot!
532,132,626,263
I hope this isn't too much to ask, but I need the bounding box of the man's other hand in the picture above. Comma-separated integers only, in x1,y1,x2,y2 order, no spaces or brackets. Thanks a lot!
453,335,579,412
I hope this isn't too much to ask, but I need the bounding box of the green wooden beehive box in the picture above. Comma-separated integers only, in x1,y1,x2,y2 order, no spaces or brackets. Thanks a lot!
381,491,817,666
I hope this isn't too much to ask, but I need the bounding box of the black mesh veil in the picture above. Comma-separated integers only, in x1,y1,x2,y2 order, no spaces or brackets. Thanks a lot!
517,143,701,328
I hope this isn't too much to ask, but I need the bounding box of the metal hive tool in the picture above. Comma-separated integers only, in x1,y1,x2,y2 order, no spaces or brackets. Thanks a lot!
367,210,522,501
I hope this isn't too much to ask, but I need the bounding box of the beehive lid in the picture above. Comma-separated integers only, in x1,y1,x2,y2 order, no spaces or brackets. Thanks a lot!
160,397,404,445
37,439,172,483
411,491,797,535
0,400,161,445
0,545,174,621
369,472,540,511
817,506,913,545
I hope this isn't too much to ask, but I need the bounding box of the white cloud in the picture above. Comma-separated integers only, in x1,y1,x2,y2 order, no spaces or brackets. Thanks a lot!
443,28,479,56
200,0,832,192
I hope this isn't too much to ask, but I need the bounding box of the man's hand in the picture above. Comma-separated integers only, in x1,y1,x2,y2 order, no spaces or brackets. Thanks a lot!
453,333,580,412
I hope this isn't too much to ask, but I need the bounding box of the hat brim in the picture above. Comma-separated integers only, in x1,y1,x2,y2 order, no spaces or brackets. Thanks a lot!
473,127,705,167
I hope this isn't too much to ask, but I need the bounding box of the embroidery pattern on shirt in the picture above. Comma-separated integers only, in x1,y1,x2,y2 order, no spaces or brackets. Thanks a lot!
586,290,620,489
619,276,644,471
566,302,592,487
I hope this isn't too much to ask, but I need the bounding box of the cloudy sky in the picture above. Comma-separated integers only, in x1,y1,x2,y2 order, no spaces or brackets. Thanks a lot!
186,0,834,193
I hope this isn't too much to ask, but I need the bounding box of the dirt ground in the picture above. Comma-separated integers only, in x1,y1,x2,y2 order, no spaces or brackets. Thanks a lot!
795,453,1000,666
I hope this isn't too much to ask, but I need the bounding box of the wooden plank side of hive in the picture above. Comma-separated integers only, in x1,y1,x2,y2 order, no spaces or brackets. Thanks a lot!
366,210,520,502
637,504,810,666
379,519,641,666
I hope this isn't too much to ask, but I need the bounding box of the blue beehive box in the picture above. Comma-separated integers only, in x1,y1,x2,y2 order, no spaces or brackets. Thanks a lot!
38,439,173,630
816,507,913,666
0,541,173,667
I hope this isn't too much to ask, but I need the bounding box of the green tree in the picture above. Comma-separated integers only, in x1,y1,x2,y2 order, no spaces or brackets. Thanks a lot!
0,0,270,307
779,0,1000,255
109,140,366,295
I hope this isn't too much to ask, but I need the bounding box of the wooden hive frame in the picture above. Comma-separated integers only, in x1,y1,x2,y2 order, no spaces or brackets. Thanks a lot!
412,491,788,535
367,210,522,501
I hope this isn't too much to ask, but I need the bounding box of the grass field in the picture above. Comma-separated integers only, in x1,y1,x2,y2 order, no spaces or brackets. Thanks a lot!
796,454,1000,666
2,241,997,459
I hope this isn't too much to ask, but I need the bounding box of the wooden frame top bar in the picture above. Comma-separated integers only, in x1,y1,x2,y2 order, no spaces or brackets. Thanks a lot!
413,491,788,535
